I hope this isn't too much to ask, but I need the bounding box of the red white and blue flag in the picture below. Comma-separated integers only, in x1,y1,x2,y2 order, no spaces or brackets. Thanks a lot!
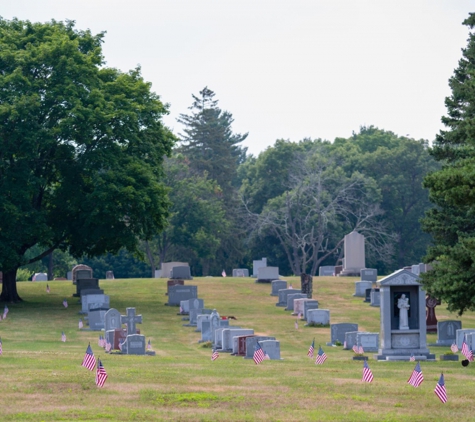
409,353,415,362
307,339,315,358
407,362,424,387
95,359,108,388
362,360,374,383
147,339,152,350
62,299,68,308
434,373,447,403
253,343,266,365
212,349,219,361
450,342,458,353
46,284,50,293
0,338,3,355
222,270,226,277
78,319,84,329
461,336,473,361
315,346,328,365
61,332,66,342
3,305,8,319
81,344,96,371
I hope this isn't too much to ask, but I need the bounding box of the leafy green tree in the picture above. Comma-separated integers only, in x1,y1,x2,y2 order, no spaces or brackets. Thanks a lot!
333,127,438,272
0,19,174,301
421,13,475,314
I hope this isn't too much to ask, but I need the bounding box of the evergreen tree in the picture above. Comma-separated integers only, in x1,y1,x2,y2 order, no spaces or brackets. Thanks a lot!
421,13,475,314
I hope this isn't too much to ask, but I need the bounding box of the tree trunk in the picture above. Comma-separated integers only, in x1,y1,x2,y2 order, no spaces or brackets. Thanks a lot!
144,241,156,278
0,267,22,302
48,252,54,281
202,259,209,277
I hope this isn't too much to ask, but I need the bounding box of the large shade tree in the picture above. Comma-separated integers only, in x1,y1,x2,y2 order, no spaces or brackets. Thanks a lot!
421,13,475,314
0,19,174,301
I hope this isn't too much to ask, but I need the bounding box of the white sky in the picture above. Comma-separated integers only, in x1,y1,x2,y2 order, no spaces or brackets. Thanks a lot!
2,1,473,156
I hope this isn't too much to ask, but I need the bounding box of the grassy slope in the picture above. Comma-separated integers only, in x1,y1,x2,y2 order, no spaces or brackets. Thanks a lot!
0,276,474,421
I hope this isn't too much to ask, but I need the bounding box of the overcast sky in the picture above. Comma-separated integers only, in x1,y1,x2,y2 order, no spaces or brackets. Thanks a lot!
2,1,473,155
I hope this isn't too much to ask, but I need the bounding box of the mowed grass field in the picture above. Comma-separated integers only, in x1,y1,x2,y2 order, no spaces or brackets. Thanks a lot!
1,275,475,421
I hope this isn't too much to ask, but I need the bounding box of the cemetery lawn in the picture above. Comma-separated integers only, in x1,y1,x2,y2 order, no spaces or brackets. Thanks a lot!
1,276,475,422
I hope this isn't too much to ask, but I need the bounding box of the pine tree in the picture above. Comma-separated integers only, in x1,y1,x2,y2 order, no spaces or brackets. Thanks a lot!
421,13,475,314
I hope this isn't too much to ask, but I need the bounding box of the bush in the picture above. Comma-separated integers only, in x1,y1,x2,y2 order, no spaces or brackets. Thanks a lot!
16,268,33,282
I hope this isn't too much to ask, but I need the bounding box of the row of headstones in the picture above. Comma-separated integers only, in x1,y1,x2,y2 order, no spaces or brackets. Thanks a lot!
171,282,283,359
73,267,149,355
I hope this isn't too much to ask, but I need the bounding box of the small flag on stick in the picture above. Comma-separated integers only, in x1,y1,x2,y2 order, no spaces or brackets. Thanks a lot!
81,344,96,371
295,320,299,330
147,339,152,350
105,341,112,353
78,318,84,329
307,339,315,358
409,353,415,362
315,346,327,365
407,362,424,387
362,360,374,383
0,337,3,355
253,343,266,365
61,332,66,342
461,336,473,361
62,299,68,308
221,269,226,277
95,359,108,388
3,305,8,319
451,342,458,353
46,284,50,293
434,373,447,403
212,349,219,361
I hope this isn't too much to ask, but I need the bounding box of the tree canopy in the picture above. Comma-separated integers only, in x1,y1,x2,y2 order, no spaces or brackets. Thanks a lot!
421,13,475,315
0,18,174,301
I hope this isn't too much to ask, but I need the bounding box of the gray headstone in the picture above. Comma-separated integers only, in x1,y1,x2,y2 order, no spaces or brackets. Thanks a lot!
344,331,358,349
357,332,379,352
370,288,380,307
120,307,143,336
340,231,366,276
88,309,108,331
318,266,335,276
436,320,462,346
245,336,276,359
232,269,249,277
331,323,358,344
354,281,372,297
361,268,378,282
271,280,287,296
170,266,192,280
196,314,211,332
364,288,371,303
124,333,146,355
257,266,280,281
168,285,198,306
260,340,281,360
286,293,307,311
232,335,256,355
104,308,122,332
188,308,211,327
75,278,100,297
293,298,313,316
221,329,254,351
456,329,475,349
80,288,104,299
105,271,114,279
81,294,110,314
276,289,302,307
188,298,204,312
179,300,190,314
252,258,267,277
306,309,330,325
303,300,319,320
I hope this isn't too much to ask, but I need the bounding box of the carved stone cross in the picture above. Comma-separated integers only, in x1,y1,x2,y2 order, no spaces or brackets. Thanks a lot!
120,307,143,336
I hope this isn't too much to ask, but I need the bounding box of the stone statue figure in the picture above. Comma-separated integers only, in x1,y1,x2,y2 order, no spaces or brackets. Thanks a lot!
397,294,410,330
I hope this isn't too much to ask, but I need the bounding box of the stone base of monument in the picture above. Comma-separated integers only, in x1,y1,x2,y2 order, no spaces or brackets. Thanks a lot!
375,354,436,361
255,278,274,283
439,354,458,361
352,356,368,361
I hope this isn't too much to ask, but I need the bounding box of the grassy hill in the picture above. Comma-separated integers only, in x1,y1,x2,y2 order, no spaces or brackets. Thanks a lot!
0,275,474,421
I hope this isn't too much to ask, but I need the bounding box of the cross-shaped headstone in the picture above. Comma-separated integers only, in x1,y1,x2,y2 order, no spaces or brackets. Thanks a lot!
120,307,143,336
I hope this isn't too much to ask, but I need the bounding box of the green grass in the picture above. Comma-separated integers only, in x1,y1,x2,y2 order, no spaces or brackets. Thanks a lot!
0,276,474,421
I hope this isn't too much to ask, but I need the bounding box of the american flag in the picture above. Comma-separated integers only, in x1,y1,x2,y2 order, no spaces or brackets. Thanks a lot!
95,359,108,388
81,344,96,371
461,337,473,361
407,362,424,387
98,335,103,347
118,339,124,351
352,344,359,353
295,320,299,330
253,343,266,365
179,305,183,313
105,341,112,353
46,284,50,293
298,312,303,319
353,345,364,354
78,319,84,329
61,332,66,342
222,269,226,277
409,353,415,362
264,352,270,360
3,305,8,319
362,360,374,383
211,349,219,361
434,373,447,403
147,339,152,350
62,299,68,308
451,342,458,353
315,346,327,365
307,339,315,358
